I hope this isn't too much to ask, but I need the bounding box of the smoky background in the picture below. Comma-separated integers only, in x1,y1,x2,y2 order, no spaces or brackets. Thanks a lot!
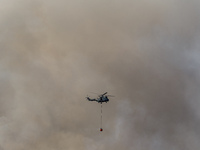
0,0,200,149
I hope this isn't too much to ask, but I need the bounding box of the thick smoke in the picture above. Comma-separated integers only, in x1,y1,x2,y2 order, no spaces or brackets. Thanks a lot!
0,0,200,149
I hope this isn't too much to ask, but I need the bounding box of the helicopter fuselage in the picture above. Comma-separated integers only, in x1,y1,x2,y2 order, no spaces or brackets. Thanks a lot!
96,96,109,103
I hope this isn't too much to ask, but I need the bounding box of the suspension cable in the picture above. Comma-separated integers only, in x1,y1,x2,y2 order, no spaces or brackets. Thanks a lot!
100,104,103,131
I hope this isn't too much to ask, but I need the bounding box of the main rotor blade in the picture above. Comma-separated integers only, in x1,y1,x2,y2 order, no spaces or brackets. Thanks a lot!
102,92,107,96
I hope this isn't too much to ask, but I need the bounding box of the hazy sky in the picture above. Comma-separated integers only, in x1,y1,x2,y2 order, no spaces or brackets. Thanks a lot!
0,0,200,149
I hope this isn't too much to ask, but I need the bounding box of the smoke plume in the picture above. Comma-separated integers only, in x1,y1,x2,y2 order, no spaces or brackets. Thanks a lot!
0,0,200,149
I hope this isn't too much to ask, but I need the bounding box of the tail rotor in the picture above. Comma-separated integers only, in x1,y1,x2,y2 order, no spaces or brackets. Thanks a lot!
86,95,90,101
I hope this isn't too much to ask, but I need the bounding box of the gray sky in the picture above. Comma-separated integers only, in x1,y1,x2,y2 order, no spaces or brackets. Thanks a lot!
0,0,200,149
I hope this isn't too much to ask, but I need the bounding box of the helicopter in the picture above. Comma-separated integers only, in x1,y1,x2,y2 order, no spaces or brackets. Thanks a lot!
86,92,114,104
86,92,114,132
